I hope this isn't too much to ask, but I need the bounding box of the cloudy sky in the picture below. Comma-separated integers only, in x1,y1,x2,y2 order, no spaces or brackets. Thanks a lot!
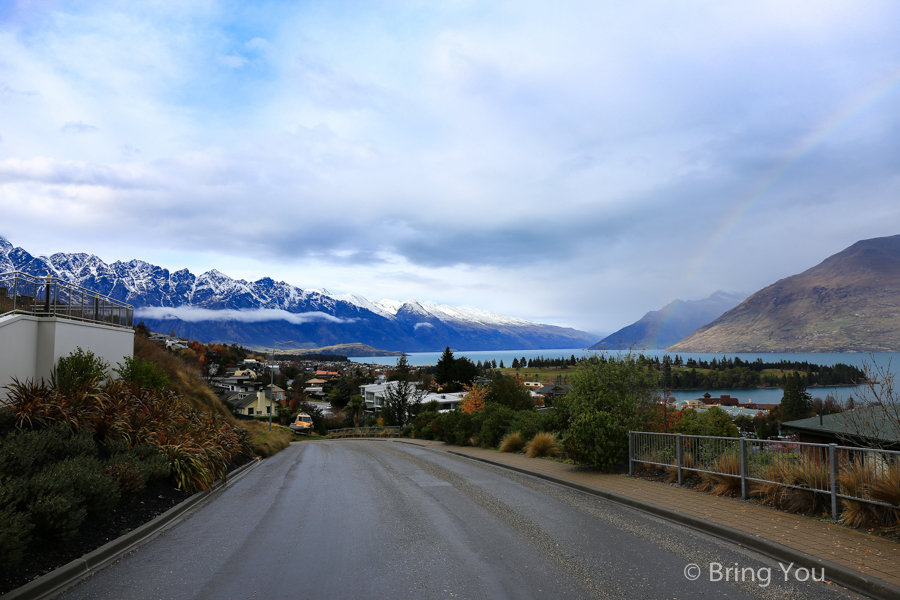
1,0,899,336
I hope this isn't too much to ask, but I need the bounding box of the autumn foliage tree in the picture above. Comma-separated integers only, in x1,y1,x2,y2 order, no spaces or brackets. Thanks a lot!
460,383,488,414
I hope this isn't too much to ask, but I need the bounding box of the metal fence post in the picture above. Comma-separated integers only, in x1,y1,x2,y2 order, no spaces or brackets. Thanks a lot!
44,275,51,314
740,437,749,500
676,433,683,485
830,443,838,522
628,431,634,476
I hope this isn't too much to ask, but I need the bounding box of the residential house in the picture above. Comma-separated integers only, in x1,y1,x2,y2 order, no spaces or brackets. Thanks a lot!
781,407,900,450
226,384,286,417
534,383,572,405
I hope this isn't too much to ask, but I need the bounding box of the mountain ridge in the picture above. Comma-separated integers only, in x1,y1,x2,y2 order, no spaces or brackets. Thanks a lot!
0,236,595,351
667,235,900,353
591,290,747,350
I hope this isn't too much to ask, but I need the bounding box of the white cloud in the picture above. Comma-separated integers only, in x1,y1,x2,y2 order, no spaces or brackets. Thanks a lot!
1,0,899,334
134,307,358,325
60,121,98,134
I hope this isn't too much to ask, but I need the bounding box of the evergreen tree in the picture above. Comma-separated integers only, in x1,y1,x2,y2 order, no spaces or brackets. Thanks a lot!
781,372,812,421
435,346,455,385
662,355,672,389
451,357,478,385
511,358,520,369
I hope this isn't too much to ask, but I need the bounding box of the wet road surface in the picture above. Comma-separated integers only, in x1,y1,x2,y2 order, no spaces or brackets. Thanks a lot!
59,441,867,600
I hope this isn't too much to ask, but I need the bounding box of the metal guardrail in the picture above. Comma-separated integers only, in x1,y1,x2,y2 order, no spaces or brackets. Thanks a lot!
0,271,133,328
326,426,402,439
629,431,900,521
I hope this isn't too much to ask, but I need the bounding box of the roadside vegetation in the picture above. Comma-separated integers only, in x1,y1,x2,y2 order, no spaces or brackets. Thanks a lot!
0,333,295,579
403,349,899,535
408,351,738,469
240,420,294,458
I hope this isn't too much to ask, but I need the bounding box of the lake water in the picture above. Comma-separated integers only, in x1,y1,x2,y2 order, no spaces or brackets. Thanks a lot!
350,348,900,370
349,348,898,404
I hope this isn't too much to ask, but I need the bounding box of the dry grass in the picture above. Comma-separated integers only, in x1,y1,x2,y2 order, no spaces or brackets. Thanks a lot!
526,432,560,458
748,458,830,515
469,436,482,448
499,431,526,453
839,461,900,531
134,336,230,419
241,420,294,458
778,458,830,515
665,453,696,483
699,453,741,496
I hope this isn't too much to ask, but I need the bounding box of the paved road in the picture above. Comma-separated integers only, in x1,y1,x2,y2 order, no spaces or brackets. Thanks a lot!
60,441,866,600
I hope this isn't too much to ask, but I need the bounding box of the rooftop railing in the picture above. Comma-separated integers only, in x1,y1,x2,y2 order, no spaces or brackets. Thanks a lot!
0,271,133,329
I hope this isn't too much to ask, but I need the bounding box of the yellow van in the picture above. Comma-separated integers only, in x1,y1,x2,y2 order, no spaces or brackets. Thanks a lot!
289,413,313,435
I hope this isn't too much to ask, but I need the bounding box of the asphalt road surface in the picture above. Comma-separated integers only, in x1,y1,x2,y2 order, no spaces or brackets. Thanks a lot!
59,441,867,600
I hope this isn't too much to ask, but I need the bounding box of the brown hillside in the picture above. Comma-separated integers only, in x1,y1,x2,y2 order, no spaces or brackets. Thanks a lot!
134,336,232,418
667,235,900,353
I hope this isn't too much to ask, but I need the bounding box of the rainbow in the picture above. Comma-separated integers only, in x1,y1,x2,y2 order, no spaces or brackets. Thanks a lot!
652,63,900,350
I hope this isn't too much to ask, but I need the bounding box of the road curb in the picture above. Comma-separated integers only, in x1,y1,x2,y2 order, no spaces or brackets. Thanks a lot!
442,450,900,600
1,459,263,600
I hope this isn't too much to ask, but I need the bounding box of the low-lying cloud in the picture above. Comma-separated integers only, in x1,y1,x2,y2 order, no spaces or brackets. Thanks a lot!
135,306,358,325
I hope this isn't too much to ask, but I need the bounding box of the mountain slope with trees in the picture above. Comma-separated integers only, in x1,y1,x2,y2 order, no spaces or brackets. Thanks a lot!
668,235,900,352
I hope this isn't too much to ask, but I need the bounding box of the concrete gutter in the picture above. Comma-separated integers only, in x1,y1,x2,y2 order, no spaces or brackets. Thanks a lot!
1,459,262,600
442,449,900,600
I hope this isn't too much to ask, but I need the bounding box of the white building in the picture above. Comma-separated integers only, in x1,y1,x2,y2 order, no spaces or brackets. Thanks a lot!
359,381,465,413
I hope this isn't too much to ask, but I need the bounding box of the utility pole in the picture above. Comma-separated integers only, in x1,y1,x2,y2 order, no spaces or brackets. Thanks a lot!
269,340,295,431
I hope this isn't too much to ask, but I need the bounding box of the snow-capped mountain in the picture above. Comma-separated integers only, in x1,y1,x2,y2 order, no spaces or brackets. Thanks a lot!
0,236,595,352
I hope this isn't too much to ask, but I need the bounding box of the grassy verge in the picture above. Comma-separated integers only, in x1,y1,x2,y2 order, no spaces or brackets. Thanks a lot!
241,421,294,458
134,335,231,418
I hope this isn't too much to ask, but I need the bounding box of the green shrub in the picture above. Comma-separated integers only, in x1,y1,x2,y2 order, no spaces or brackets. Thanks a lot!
537,400,571,434
412,410,440,440
54,347,109,392
563,411,630,470
508,411,542,440
25,467,87,539
104,444,169,496
113,356,170,390
453,411,481,446
673,407,739,437
478,404,518,448
0,426,94,478
563,353,658,468
0,504,33,569
105,460,146,496
21,454,120,539
66,456,121,515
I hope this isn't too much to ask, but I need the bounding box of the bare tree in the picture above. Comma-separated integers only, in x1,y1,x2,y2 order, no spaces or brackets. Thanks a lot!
833,357,900,449
381,355,425,427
